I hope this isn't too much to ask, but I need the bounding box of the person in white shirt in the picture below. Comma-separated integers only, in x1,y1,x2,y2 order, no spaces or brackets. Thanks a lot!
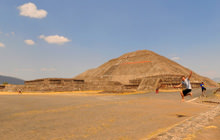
175,71,193,101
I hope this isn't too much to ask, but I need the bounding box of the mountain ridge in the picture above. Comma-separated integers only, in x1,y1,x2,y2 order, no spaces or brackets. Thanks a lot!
0,75,24,85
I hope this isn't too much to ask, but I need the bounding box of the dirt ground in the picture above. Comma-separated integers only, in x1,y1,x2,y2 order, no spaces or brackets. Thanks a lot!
193,115,220,140
0,90,217,140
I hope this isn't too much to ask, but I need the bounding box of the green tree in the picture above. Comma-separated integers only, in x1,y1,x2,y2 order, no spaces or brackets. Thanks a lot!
2,82,8,85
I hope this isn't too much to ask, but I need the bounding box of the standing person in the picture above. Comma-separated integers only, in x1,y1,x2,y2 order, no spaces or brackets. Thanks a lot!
174,71,193,101
200,82,206,97
17,88,22,95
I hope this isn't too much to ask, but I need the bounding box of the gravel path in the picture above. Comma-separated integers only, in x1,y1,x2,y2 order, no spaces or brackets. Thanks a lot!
150,97,220,140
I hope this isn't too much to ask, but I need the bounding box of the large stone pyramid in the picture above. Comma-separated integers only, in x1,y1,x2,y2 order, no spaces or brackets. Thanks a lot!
1,50,217,92
75,50,218,91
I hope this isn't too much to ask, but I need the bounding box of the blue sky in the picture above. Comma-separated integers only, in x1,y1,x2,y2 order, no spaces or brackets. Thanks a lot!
0,0,220,80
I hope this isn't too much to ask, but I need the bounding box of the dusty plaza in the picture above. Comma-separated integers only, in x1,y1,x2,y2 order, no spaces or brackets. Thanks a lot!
0,50,220,140
0,89,220,140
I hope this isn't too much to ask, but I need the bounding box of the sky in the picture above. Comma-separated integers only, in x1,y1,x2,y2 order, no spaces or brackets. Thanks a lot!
0,0,220,80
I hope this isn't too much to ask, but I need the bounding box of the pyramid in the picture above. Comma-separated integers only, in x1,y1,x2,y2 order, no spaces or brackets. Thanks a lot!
75,50,218,91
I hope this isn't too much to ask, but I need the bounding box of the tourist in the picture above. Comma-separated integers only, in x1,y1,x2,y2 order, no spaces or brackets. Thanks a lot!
18,88,22,95
174,71,193,101
200,82,206,97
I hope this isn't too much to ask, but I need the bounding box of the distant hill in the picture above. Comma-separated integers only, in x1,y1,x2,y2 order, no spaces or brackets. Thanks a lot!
0,75,24,85
213,78,220,83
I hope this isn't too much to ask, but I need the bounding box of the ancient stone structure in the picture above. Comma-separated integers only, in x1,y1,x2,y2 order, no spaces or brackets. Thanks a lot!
137,74,201,91
75,50,218,91
0,78,123,92
0,50,218,92
215,88,220,93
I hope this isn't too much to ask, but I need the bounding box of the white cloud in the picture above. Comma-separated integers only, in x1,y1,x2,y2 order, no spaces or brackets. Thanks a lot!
40,68,56,72
15,68,35,72
39,35,71,45
0,42,5,48
24,39,35,45
39,35,45,39
1,31,15,37
17,2,47,19
171,57,180,61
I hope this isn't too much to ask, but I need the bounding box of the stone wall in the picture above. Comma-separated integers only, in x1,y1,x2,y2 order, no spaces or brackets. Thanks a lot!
0,78,124,92
137,75,201,91
0,75,203,93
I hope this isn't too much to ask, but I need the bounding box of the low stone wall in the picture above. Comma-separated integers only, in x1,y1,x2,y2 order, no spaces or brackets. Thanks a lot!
0,79,124,92
0,85,26,92
0,75,211,93
137,75,201,91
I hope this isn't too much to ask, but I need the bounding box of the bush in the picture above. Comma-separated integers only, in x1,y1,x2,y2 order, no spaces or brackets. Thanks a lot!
2,82,8,85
